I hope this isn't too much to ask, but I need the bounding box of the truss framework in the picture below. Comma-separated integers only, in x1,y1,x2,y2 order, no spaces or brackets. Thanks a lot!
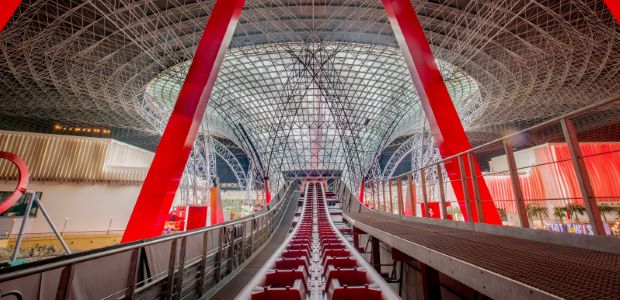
0,0,619,190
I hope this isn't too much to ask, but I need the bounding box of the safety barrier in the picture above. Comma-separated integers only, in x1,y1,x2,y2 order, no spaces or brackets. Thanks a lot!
356,96,620,237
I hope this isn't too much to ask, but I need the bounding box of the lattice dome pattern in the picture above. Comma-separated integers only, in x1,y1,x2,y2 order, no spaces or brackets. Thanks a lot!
143,43,482,179
0,0,619,191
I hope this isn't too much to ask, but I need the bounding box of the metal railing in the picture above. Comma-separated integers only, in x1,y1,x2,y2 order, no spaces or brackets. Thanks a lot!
358,96,620,237
0,181,298,300
3,230,125,240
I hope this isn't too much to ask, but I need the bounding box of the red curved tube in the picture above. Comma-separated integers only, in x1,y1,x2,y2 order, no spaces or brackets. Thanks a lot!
0,151,29,214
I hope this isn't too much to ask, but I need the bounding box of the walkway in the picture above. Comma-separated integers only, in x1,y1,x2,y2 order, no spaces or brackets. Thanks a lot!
345,211,620,300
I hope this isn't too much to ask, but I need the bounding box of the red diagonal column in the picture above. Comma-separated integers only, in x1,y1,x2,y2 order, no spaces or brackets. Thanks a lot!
122,0,245,243
382,0,501,224
605,0,620,24
0,0,21,32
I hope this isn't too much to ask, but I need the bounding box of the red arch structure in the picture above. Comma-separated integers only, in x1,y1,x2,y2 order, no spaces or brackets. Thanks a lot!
0,151,29,214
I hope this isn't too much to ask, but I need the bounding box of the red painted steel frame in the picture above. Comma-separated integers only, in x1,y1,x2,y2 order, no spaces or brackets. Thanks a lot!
358,179,365,205
0,0,20,32
605,0,620,24
186,206,208,230
382,0,500,224
264,177,272,204
122,0,245,243
0,152,29,214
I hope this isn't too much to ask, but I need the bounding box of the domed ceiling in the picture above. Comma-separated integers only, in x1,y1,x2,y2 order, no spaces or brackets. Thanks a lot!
0,0,619,185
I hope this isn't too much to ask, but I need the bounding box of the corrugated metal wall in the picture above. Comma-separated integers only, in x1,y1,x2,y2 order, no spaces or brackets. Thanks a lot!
0,131,153,183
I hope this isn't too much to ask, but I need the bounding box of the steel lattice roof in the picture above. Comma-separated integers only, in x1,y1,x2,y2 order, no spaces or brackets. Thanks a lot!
1,0,619,189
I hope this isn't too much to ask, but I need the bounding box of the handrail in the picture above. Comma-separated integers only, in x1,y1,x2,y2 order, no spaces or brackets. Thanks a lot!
358,96,620,237
239,181,399,299
0,182,295,282
236,180,310,298
390,95,620,179
320,182,400,300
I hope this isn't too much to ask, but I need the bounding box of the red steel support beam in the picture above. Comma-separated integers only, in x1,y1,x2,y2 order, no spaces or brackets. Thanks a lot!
382,0,500,224
370,181,376,209
605,0,620,24
388,178,394,213
264,177,271,205
122,0,245,243
0,0,20,33
358,179,365,205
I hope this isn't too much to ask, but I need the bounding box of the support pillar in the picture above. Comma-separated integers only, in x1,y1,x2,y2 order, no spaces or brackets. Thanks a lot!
420,262,441,300
388,179,394,213
370,236,381,273
381,180,387,212
458,155,474,222
468,152,485,223
436,164,447,220
561,118,605,235
372,181,381,210
370,181,376,209
358,179,365,205
396,177,404,215
121,0,245,243
381,0,500,224
503,140,529,228
420,168,429,217
375,181,379,209
406,174,416,216
11,193,35,262
264,176,271,205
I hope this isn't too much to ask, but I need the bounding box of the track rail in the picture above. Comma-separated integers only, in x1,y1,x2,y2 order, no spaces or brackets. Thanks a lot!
237,181,399,300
